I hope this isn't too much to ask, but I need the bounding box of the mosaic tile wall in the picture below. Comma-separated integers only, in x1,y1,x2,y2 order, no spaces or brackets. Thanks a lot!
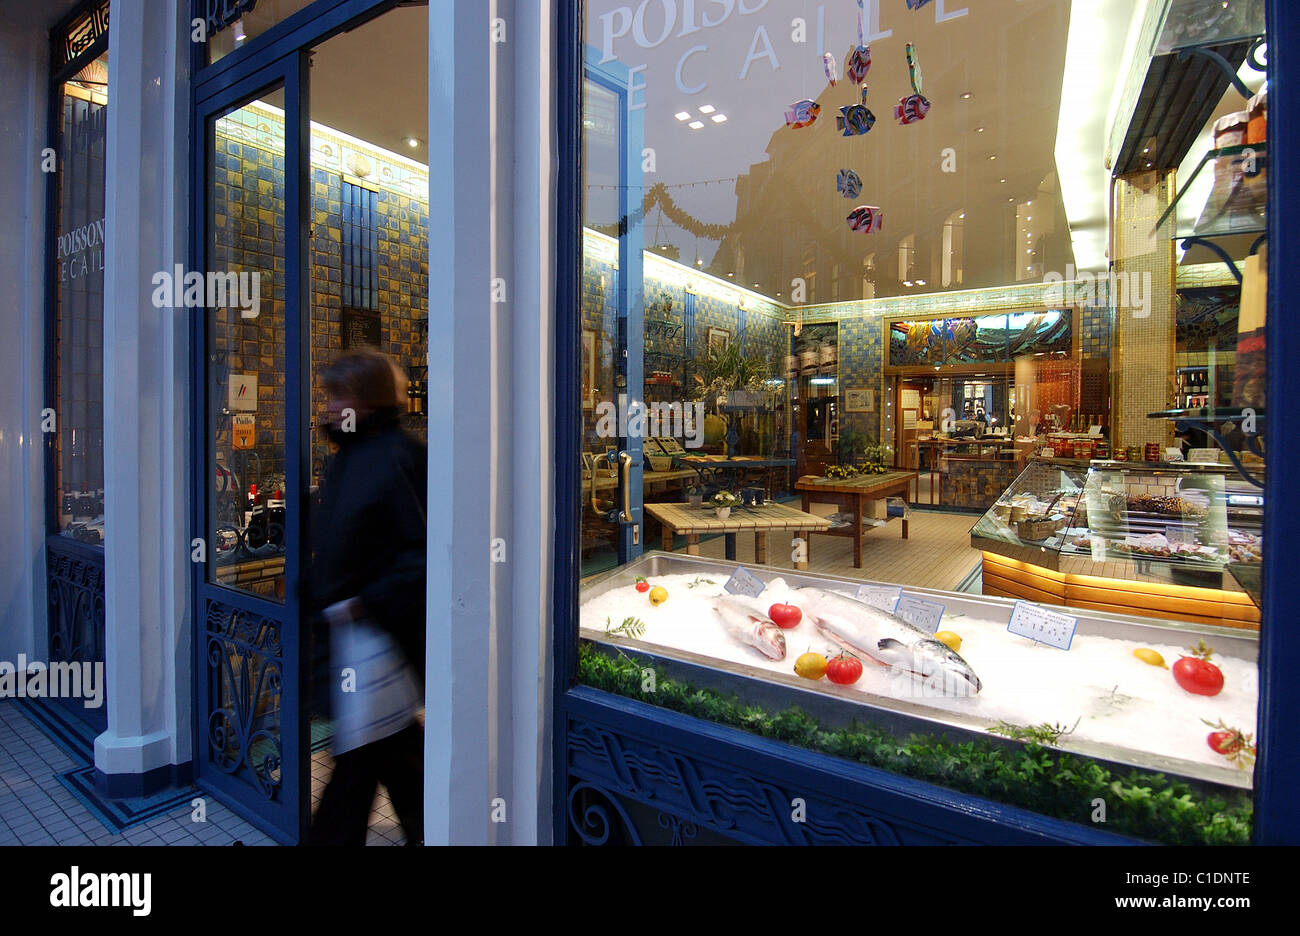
1113,171,1177,451
834,315,885,446
211,103,429,486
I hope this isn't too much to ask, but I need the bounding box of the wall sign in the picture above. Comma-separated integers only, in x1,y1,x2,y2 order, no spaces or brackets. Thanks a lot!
203,0,259,36
232,414,256,450
228,374,257,413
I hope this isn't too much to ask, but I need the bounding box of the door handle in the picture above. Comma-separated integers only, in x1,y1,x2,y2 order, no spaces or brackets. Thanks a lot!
618,451,633,522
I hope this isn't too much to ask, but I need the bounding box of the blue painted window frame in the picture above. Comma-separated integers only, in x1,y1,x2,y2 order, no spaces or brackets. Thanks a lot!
552,0,1300,844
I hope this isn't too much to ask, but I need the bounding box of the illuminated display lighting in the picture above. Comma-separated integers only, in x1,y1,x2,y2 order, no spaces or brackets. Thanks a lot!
698,104,716,114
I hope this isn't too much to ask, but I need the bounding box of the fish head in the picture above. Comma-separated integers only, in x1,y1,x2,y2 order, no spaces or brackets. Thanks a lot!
755,620,787,660
911,638,982,696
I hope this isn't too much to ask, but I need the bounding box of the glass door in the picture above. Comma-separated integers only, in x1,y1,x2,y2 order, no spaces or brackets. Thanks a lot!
192,54,309,843
582,53,645,572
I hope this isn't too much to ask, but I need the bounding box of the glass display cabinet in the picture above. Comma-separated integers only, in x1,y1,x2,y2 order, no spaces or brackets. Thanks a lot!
973,458,1262,628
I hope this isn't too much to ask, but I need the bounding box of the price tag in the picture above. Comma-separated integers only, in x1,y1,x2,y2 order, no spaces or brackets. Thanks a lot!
856,584,902,613
1007,600,1077,650
1166,525,1195,546
1089,424,1102,436
894,594,945,633
722,567,766,598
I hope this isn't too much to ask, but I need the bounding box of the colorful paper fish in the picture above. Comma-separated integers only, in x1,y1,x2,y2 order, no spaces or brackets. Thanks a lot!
784,99,821,129
846,205,883,234
906,0,934,9
906,42,923,95
836,169,863,199
823,51,839,86
845,45,872,84
837,85,876,136
895,93,931,125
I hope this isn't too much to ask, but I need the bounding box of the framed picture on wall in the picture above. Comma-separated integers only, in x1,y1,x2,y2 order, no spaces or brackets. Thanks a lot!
844,387,875,413
706,326,730,356
582,329,597,410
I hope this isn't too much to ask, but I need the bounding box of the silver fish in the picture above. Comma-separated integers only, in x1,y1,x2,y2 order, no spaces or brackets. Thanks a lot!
712,597,787,661
793,586,982,695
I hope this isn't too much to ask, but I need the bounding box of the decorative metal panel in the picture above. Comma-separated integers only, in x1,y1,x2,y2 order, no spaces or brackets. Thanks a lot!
204,597,284,801
45,538,107,732
566,718,938,846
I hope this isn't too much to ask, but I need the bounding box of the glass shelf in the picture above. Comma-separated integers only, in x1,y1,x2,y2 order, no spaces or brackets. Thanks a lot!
1152,0,1265,56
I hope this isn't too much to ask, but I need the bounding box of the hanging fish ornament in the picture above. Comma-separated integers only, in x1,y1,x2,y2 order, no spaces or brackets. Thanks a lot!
846,204,884,234
844,0,872,83
837,84,877,136
823,51,839,86
906,0,934,10
895,42,930,125
784,99,821,129
906,41,923,95
836,169,863,199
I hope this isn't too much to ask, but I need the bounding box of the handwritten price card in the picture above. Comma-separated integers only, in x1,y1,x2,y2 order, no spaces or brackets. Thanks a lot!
1007,601,1078,650
723,567,767,598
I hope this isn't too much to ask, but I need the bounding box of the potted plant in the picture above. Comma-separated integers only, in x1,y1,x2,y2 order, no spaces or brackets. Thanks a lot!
686,484,703,508
711,490,741,519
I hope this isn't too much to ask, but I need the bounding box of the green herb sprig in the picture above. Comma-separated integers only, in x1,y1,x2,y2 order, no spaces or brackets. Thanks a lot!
603,616,647,639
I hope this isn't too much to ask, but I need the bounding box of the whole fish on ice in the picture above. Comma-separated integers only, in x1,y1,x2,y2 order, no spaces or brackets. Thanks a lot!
712,597,787,661
792,586,982,695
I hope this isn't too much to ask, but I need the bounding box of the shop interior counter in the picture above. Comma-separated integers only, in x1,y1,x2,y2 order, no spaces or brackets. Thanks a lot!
972,458,1262,628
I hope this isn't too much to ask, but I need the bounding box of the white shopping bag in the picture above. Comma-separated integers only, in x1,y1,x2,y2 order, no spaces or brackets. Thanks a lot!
329,613,422,755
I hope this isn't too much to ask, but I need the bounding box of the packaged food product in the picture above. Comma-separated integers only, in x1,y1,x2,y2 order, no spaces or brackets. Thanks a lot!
1246,84,1267,145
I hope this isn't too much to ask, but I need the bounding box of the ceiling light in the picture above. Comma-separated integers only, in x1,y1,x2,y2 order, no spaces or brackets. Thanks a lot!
958,213,965,219
711,114,727,123
1001,178,1007,183
903,280,913,287
234,18,246,42
406,137,420,148
988,154,997,161
727,272,734,277
675,111,691,121
960,92,973,100
975,126,985,133
916,279,927,286
698,104,716,114
688,120,704,129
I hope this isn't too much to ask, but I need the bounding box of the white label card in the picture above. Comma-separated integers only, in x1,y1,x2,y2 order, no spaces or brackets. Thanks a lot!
723,567,766,598
894,595,945,633
1007,600,1078,650
856,584,902,613
1166,525,1195,546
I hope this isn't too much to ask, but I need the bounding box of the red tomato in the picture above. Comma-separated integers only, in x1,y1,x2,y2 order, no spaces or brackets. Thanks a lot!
1172,642,1224,697
634,578,650,593
768,603,803,629
825,652,863,685
1208,731,1242,756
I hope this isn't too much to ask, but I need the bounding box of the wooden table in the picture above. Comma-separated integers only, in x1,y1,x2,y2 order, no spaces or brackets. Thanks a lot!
678,456,797,499
644,501,832,570
795,470,917,568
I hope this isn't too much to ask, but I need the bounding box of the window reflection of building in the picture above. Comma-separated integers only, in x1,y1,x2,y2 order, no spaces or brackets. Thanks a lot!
942,210,965,287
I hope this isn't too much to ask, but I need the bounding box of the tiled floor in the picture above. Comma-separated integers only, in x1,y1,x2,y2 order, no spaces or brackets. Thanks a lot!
0,701,399,846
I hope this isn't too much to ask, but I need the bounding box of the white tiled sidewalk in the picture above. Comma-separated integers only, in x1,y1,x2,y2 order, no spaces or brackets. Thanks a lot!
0,701,400,846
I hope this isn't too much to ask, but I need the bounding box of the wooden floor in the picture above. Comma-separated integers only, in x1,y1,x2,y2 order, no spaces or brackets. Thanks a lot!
691,509,983,593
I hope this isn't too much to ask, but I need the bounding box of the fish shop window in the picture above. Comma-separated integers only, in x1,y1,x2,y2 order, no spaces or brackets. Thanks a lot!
570,0,1269,844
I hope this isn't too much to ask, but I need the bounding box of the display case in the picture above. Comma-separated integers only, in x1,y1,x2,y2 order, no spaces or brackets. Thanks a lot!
578,553,1255,844
973,458,1262,628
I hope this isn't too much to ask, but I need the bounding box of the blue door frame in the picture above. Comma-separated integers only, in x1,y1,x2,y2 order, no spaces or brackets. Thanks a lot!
552,0,1300,845
187,0,399,845
585,51,645,564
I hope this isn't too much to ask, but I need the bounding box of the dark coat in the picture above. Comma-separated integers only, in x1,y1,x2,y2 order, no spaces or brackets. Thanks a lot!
306,408,427,713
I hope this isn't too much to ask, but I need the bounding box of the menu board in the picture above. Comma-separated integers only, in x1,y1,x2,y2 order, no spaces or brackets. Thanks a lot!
342,309,381,349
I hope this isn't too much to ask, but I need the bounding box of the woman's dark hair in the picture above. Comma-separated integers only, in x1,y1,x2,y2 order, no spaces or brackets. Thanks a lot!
322,349,400,412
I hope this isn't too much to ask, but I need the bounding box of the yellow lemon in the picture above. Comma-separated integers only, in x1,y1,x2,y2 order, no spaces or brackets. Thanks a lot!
794,652,828,680
1133,647,1167,668
933,631,962,653
648,586,668,606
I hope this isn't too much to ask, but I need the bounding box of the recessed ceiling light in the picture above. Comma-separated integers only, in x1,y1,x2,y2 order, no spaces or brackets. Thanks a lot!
975,126,985,133
699,104,716,114
903,280,913,287
916,279,927,286
688,120,705,129
1000,178,1007,183
958,212,965,219
728,272,734,277
406,137,420,148
675,111,691,121
1008,197,1015,202
960,92,973,100
711,114,727,123
988,154,997,161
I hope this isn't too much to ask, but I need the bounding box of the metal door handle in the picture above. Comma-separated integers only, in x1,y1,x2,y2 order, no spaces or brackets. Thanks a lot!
619,451,633,521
